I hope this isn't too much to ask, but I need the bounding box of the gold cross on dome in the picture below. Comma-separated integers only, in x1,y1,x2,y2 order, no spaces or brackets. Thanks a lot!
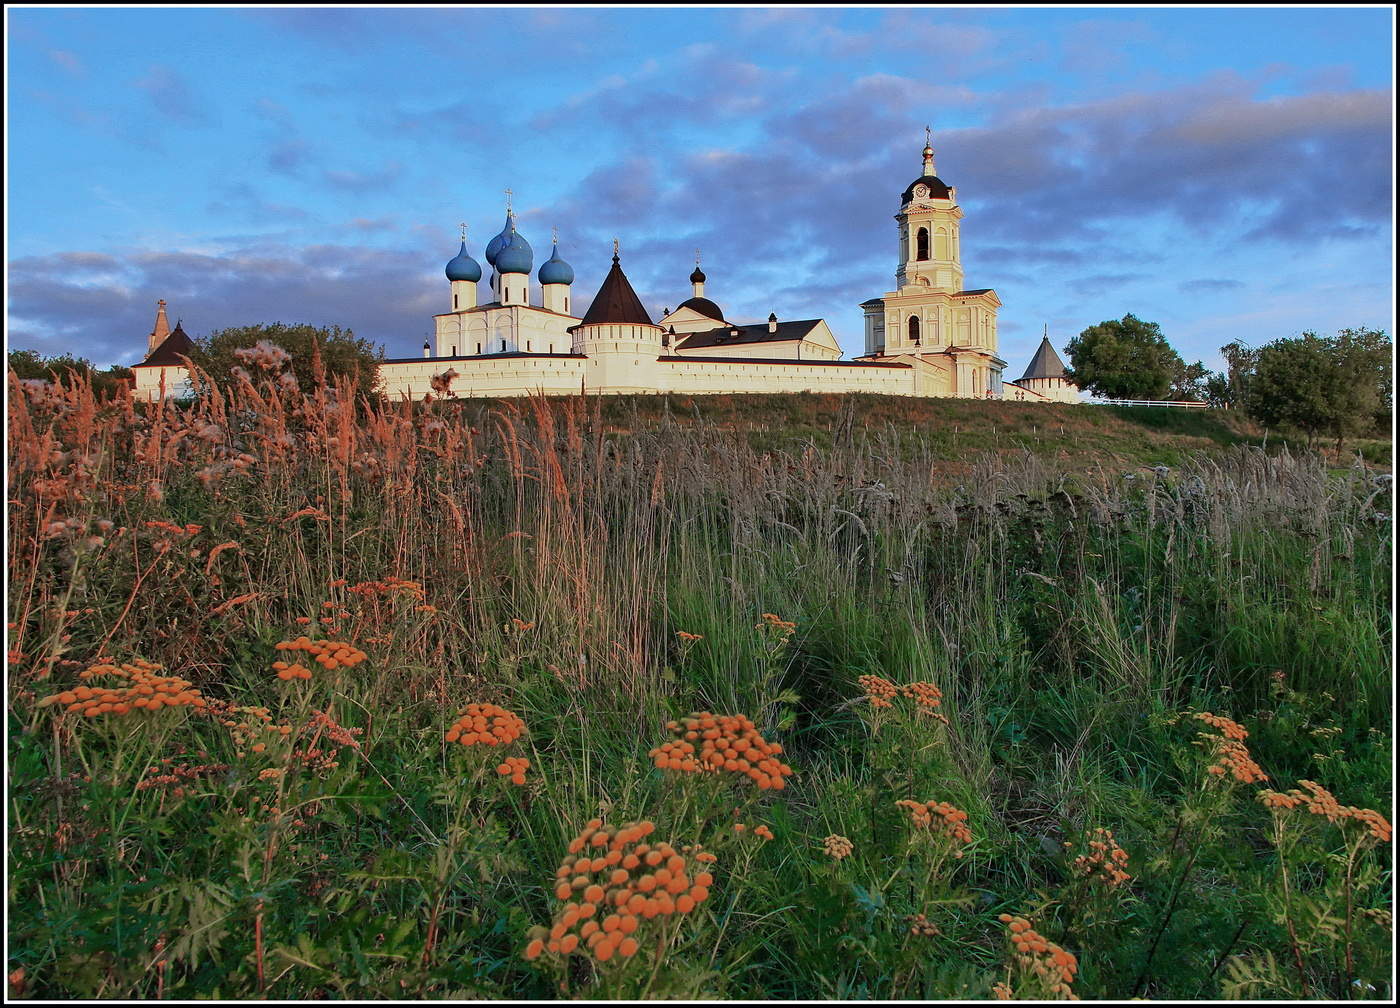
613,238,620,257
504,187,513,212
552,225,559,245
459,222,468,241
695,248,701,266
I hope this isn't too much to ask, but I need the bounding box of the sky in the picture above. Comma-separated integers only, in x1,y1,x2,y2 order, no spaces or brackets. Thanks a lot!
5,5,1395,373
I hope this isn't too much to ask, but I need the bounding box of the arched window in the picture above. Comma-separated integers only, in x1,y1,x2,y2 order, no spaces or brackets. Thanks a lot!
916,227,930,261
908,316,921,345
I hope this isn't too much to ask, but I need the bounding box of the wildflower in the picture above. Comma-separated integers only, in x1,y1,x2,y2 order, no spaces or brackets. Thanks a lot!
992,981,1013,1000
273,638,367,678
676,631,703,643
38,658,207,719
998,914,1078,1000
1193,713,1268,784
497,756,530,786
755,612,797,638
897,799,973,851
509,617,535,632
526,818,715,966
907,913,940,937
1069,828,1131,888
822,834,855,860
446,703,527,747
858,674,900,709
1262,780,1391,843
754,824,774,840
649,712,794,791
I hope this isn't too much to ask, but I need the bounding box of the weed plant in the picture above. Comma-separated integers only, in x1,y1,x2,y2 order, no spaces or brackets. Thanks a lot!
6,365,1393,999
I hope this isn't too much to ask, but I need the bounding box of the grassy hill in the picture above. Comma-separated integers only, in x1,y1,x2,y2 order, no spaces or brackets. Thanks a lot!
453,393,1390,473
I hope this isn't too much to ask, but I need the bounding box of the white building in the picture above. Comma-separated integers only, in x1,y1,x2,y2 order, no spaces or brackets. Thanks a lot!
128,134,1071,405
130,299,196,402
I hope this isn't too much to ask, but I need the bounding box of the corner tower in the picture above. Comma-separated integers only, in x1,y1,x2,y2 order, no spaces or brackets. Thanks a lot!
569,242,664,393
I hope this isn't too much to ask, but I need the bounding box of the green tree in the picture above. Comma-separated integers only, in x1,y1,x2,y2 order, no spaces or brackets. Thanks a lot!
191,323,385,401
1243,328,1391,448
1064,314,1198,401
7,349,133,400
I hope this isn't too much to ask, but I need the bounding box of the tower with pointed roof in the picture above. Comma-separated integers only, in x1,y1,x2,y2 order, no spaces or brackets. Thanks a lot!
131,299,196,401
1010,328,1079,403
568,243,664,393
859,131,1005,398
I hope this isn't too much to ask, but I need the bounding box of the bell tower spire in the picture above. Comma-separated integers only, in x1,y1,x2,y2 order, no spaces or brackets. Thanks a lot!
148,299,170,355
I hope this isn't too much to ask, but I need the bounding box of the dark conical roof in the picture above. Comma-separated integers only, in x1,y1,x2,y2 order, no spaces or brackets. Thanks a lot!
1019,336,1067,381
139,322,196,367
576,254,654,328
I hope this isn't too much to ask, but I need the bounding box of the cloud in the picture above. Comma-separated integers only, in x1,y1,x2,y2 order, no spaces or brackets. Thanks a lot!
1179,278,1245,294
48,49,84,74
8,243,441,368
134,65,212,124
322,162,403,193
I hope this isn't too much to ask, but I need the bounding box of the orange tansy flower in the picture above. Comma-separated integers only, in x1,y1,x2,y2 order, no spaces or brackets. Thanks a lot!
446,703,527,748
525,819,715,965
496,755,530,786
897,798,973,851
39,658,207,719
1069,828,1131,888
676,631,703,643
273,637,367,678
998,914,1078,1000
1192,712,1268,784
649,712,794,791
1261,780,1392,843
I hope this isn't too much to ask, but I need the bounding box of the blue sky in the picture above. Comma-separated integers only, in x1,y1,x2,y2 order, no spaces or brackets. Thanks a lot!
6,6,1394,372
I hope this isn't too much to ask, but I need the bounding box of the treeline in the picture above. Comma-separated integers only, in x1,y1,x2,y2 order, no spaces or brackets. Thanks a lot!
1065,316,1391,445
7,350,134,400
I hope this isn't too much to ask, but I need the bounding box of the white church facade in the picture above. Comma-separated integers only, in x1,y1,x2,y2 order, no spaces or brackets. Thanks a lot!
131,136,1078,404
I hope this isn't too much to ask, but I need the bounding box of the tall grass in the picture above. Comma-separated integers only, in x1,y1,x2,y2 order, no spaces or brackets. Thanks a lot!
7,368,1392,1000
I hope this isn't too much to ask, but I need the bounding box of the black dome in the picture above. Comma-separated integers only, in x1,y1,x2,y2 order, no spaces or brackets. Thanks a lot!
690,266,706,284
902,174,952,204
678,296,724,321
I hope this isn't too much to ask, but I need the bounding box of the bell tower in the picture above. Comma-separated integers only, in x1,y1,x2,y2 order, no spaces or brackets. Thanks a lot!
895,127,963,294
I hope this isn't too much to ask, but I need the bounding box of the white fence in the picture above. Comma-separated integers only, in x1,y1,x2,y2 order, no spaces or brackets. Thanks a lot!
1086,398,1209,409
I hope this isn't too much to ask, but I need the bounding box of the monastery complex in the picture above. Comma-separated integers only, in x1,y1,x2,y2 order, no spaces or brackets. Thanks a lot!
132,136,1078,405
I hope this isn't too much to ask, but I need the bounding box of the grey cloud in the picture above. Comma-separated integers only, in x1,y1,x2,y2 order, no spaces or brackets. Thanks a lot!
1179,278,1244,294
9,243,442,368
134,65,212,125
322,162,403,193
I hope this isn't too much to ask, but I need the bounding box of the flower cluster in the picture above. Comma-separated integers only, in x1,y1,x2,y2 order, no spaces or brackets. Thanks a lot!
496,756,530,786
524,819,716,964
857,675,948,722
650,712,794,791
896,799,973,851
273,638,367,679
1192,712,1267,784
447,703,527,747
676,631,703,643
858,674,900,709
907,913,940,937
999,914,1078,1000
40,658,207,718
1069,828,1131,888
734,823,774,840
208,703,293,756
822,834,855,860
136,758,231,799
1259,780,1392,843
756,612,797,640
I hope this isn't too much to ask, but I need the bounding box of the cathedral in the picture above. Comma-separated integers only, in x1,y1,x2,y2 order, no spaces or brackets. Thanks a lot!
131,135,1078,404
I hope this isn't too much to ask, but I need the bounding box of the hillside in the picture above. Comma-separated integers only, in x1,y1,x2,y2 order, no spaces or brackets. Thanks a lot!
450,393,1390,474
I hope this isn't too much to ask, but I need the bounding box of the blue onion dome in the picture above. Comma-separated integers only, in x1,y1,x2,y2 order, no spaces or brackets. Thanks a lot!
445,241,482,282
484,211,514,267
495,227,533,275
538,243,574,285
690,265,706,284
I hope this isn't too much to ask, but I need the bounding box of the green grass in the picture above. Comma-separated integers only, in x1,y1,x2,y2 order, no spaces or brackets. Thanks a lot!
6,382,1393,1000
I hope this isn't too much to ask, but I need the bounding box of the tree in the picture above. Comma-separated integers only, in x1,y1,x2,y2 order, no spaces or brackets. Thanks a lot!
7,349,133,400
1205,341,1259,409
1064,314,1199,401
1243,328,1391,447
190,323,385,401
